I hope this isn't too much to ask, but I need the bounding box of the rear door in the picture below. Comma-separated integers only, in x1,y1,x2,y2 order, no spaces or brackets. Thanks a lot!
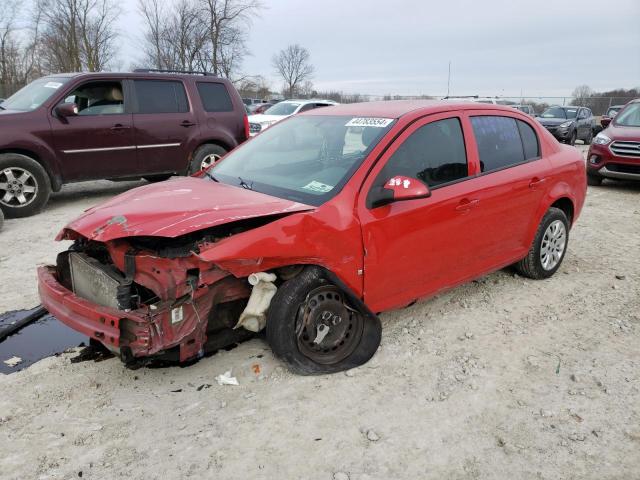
462,112,550,273
50,78,137,180
130,78,199,175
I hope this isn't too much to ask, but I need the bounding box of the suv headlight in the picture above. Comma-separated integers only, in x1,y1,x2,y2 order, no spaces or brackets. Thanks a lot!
593,133,611,145
559,121,573,128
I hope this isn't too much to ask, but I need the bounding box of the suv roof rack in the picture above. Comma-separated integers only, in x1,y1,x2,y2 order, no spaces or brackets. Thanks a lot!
133,68,216,77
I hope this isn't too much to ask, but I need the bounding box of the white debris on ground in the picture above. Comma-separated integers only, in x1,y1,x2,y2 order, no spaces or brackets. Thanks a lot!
215,370,240,386
2,356,22,367
0,146,639,479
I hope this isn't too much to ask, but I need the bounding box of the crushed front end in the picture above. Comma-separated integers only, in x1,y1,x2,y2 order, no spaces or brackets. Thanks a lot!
38,230,256,365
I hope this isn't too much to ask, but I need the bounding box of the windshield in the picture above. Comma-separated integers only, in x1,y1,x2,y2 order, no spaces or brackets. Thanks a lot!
209,115,396,206
613,103,640,127
541,107,578,119
1,77,69,112
264,102,300,116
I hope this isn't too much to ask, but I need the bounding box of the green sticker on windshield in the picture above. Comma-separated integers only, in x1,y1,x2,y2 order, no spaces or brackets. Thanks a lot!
302,181,334,193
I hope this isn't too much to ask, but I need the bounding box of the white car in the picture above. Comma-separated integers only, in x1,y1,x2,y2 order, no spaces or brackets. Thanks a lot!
248,99,338,136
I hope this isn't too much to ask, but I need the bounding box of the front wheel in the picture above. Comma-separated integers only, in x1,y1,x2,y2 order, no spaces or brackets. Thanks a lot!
0,153,51,218
515,207,569,279
567,130,577,146
266,266,381,375
188,144,227,175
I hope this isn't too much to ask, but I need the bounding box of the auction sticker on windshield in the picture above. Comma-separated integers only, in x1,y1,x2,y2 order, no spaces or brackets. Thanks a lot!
44,82,63,89
345,117,394,128
302,181,334,193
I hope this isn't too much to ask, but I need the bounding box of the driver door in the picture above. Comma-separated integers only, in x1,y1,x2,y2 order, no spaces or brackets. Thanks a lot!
357,114,481,313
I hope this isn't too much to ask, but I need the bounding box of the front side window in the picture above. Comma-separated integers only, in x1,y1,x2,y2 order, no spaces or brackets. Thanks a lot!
210,115,395,205
197,82,233,112
133,80,188,114
375,117,468,189
1,77,70,112
60,81,125,115
471,116,526,172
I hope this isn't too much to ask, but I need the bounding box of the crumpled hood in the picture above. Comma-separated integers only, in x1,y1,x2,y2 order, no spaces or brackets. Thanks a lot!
59,177,314,242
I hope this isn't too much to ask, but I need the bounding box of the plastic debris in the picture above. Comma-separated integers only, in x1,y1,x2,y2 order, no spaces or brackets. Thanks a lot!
3,356,22,367
216,370,239,386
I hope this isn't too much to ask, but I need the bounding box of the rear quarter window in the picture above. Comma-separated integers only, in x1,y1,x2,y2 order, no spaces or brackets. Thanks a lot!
516,120,540,160
197,82,234,112
133,80,189,114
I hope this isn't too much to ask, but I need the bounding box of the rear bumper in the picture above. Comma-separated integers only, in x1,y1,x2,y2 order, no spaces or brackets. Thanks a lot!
37,265,151,357
587,143,640,181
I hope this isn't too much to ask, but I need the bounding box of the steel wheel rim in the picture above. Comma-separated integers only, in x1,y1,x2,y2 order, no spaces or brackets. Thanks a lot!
540,220,566,270
200,153,221,170
295,285,364,365
0,167,38,208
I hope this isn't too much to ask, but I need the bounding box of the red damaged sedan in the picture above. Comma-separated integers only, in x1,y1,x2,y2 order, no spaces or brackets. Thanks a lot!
38,101,586,374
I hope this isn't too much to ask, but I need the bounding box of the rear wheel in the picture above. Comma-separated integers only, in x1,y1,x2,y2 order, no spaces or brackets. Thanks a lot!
568,130,577,146
515,207,569,279
188,144,227,175
266,266,381,375
0,154,51,218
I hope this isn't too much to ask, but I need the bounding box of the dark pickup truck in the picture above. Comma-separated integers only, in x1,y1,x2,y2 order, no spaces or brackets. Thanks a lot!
0,70,248,218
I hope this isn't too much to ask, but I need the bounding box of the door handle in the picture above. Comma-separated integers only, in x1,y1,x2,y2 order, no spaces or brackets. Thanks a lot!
529,177,547,189
180,120,197,127
455,198,479,212
111,124,130,130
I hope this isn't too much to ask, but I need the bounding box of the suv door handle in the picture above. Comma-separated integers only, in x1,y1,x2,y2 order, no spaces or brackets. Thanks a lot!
180,120,197,127
110,124,130,130
529,177,547,189
455,198,479,212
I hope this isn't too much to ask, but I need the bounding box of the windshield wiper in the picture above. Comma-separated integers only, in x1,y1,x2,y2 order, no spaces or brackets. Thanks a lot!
205,170,218,182
0,105,5,110
238,176,253,190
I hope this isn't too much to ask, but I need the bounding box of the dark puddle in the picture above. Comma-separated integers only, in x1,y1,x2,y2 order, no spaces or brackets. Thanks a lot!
0,307,87,374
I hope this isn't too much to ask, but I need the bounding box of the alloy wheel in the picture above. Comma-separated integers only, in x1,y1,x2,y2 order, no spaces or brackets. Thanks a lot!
540,220,567,270
0,167,38,207
200,153,222,170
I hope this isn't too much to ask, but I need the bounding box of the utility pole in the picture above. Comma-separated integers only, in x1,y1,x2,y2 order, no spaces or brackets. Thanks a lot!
446,61,451,97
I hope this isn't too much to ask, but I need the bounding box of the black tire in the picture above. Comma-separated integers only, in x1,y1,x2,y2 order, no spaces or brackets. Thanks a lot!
0,209,4,231
583,129,593,145
587,172,603,186
0,153,51,218
515,207,569,280
143,174,172,183
266,266,381,375
568,130,577,146
188,144,227,175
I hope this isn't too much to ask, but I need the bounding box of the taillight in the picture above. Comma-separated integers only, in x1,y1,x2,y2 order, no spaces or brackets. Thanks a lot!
243,115,250,140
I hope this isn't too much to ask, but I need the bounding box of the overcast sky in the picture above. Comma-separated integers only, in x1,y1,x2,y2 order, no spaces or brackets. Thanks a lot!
117,0,640,97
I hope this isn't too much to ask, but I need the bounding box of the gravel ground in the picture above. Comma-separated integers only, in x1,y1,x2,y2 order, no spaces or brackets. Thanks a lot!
1,146,639,479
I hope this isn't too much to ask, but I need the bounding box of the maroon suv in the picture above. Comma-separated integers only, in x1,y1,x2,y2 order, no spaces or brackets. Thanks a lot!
587,99,640,185
0,70,248,217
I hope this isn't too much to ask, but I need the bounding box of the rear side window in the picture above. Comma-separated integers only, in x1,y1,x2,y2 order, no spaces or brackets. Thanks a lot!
133,80,188,114
517,120,540,160
197,82,233,112
471,116,528,172
378,117,468,188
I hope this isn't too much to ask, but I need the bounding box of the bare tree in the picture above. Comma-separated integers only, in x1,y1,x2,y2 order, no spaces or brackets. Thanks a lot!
37,0,121,73
272,44,314,98
571,85,593,107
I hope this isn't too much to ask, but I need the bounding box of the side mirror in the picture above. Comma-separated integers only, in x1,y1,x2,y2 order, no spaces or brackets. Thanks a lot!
56,103,78,118
370,176,430,208
601,117,611,128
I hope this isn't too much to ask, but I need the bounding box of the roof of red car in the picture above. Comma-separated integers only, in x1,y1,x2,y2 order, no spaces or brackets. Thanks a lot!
306,100,518,119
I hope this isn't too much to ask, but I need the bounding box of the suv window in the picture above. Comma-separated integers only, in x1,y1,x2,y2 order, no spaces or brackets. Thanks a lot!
61,81,124,115
471,116,523,172
133,80,188,114
197,82,233,112
377,117,468,188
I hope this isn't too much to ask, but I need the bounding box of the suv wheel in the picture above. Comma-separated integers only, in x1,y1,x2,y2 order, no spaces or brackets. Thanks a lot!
266,266,381,375
189,144,227,175
583,129,593,145
568,130,577,146
515,207,569,279
0,154,51,218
